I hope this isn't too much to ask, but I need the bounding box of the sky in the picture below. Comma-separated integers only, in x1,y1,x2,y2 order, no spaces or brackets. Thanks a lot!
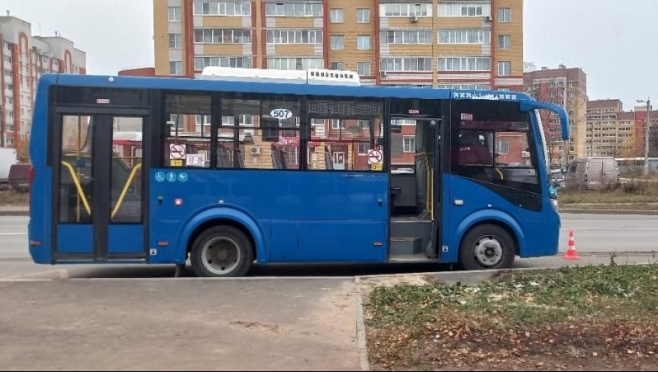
3,0,657,110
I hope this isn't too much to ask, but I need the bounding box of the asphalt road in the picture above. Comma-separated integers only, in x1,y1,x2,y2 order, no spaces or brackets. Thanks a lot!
2,213,657,279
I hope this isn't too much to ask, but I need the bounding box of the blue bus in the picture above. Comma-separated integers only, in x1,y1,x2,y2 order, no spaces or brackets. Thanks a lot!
27,68,569,277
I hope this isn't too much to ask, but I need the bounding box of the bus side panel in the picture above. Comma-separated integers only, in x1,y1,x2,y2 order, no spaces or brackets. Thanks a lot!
298,220,386,262
443,175,559,261
149,169,388,264
28,78,55,264
28,167,53,264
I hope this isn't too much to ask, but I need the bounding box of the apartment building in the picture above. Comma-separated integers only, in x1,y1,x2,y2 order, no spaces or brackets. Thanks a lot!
586,99,658,158
0,13,86,154
153,0,523,168
524,65,587,166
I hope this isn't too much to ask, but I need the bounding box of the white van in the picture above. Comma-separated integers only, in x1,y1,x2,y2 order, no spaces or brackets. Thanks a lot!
565,157,620,190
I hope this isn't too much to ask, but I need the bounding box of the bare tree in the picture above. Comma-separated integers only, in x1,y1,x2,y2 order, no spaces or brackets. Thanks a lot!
523,61,537,73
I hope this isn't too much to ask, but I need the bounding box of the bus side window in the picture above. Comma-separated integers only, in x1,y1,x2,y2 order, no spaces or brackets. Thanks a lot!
163,93,212,168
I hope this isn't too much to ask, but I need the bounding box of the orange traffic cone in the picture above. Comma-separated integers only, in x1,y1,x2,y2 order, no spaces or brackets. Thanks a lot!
563,230,580,260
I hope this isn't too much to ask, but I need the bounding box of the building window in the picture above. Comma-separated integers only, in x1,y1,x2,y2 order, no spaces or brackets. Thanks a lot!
496,140,509,154
266,30,323,44
330,35,344,50
438,84,490,90
438,57,491,72
331,119,341,129
169,61,183,75
357,62,371,76
168,6,181,21
358,143,369,155
403,136,415,153
381,30,432,44
265,3,322,16
438,3,491,17
169,33,182,48
193,1,251,16
498,61,512,76
194,29,251,44
267,57,323,70
330,8,344,23
498,35,511,49
380,57,432,72
498,8,511,22
438,29,490,44
194,56,252,70
356,8,370,23
381,3,432,17
331,62,345,70
356,36,371,50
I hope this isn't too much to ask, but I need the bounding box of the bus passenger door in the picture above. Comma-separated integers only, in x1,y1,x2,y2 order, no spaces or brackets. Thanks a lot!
54,111,149,262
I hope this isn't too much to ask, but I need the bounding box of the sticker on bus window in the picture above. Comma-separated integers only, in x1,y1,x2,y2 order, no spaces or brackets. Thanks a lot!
186,154,205,167
371,164,383,171
170,159,184,167
169,143,186,160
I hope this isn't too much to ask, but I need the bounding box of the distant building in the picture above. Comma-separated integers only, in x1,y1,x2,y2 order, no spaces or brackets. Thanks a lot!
118,67,156,76
524,65,587,166
587,99,658,158
0,12,86,154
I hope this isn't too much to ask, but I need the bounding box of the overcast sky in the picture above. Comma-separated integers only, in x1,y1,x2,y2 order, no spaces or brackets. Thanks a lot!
3,0,656,109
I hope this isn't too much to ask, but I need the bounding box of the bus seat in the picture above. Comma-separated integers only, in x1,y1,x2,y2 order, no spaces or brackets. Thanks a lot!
454,133,492,166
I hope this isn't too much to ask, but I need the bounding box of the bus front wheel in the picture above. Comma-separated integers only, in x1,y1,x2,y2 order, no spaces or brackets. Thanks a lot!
459,224,515,271
190,226,254,278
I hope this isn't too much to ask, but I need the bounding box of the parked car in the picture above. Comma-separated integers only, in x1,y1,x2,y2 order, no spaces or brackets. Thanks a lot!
565,157,620,190
8,163,30,193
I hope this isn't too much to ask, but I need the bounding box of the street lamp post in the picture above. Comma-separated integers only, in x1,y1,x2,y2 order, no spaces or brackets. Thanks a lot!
0,104,5,147
637,98,651,176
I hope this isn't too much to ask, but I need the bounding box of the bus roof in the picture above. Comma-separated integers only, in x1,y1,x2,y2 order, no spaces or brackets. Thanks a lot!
37,72,534,102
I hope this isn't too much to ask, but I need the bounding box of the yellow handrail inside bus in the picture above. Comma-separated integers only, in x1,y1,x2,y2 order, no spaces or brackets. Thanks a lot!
111,163,142,219
61,161,91,216
430,168,434,221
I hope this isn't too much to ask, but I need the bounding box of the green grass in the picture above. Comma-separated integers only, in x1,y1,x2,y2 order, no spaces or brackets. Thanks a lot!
558,183,658,205
364,264,658,370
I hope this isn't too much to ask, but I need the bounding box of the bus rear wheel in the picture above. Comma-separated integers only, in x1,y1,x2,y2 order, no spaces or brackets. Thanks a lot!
190,226,253,278
459,224,515,271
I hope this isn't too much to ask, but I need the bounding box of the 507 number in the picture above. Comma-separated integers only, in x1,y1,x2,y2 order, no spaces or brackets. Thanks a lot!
270,109,293,119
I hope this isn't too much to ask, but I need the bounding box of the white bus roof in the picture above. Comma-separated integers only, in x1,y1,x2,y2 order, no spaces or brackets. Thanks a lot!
199,67,361,86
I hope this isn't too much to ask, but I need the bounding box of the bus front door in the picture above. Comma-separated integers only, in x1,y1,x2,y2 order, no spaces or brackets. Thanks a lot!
53,112,149,262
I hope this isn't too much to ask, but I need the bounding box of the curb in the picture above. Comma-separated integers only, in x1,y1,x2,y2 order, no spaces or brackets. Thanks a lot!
561,209,658,215
354,277,371,371
0,210,29,216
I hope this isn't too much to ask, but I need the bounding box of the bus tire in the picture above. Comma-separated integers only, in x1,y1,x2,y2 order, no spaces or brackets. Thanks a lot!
459,224,515,271
190,225,254,278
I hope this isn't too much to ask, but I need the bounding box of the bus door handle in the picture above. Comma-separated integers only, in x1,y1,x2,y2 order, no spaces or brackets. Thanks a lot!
377,198,383,207
157,196,163,206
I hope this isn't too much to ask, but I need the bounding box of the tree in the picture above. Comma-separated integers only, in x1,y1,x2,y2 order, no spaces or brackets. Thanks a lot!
15,136,29,163
523,62,537,73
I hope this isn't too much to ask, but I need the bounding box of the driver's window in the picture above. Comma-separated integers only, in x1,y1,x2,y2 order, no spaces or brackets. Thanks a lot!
449,100,540,194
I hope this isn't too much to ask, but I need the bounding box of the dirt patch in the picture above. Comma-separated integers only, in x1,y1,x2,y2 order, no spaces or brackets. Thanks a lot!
0,190,28,206
363,264,658,371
